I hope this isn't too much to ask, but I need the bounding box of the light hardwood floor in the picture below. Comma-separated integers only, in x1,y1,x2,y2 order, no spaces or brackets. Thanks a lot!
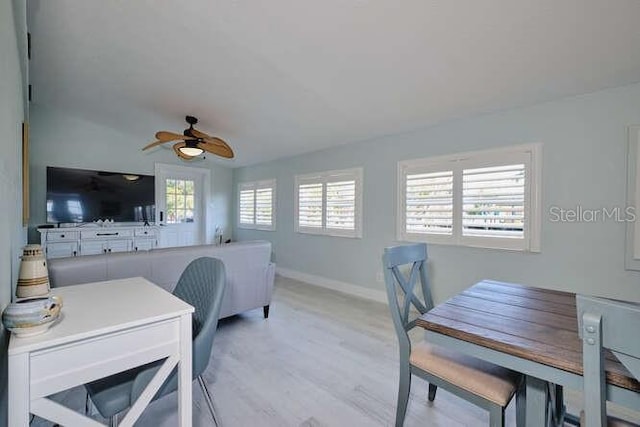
33,275,633,426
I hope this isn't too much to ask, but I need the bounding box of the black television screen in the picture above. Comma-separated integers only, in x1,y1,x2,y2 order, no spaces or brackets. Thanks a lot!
46,167,155,224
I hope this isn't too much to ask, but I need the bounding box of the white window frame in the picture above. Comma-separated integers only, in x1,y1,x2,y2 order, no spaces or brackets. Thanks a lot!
397,144,542,252
294,167,363,238
237,179,276,231
625,126,640,270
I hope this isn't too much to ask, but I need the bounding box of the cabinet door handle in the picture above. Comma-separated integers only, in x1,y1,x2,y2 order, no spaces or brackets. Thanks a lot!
103,249,107,253
97,232,118,236
60,234,65,238
108,248,112,253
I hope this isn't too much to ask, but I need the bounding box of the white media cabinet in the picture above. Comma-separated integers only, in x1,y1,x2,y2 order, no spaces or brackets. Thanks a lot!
39,225,160,259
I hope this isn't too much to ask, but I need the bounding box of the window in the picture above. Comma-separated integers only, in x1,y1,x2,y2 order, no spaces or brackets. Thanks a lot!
238,179,276,231
165,179,195,224
398,144,541,251
295,168,363,238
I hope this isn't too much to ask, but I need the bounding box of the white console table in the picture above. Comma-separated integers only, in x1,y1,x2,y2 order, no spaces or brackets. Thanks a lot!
39,225,160,259
8,277,194,426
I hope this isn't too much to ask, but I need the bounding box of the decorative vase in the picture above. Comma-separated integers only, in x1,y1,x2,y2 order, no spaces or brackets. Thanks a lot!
16,244,50,299
1,295,63,337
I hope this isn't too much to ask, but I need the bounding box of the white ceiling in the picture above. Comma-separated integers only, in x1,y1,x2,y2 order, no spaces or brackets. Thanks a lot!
28,0,640,167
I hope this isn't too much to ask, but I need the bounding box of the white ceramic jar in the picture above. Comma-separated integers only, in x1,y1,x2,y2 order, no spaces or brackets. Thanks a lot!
16,244,50,299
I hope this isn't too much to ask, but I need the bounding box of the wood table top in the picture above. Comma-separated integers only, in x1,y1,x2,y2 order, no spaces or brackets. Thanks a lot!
416,280,640,393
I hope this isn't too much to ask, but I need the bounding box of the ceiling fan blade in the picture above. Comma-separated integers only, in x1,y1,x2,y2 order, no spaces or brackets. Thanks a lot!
198,141,234,159
189,127,233,153
188,128,212,140
156,131,193,142
172,142,195,160
142,140,169,151
202,135,231,147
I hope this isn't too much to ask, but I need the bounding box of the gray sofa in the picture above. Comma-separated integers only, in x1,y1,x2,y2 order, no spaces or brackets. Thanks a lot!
47,240,275,319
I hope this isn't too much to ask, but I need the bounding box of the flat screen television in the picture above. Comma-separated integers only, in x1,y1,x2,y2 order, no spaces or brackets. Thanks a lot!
46,166,155,224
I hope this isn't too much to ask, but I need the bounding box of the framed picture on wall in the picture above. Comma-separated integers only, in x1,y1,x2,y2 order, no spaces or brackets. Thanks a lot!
22,122,29,226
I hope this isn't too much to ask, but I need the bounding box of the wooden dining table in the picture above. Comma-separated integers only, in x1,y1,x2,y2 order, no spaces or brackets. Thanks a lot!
416,279,640,427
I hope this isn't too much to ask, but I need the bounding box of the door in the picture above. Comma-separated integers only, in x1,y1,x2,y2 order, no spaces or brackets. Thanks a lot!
155,164,210,248
107,239,132,253
46,242,78,259
134,238,156,252
80,240,106,256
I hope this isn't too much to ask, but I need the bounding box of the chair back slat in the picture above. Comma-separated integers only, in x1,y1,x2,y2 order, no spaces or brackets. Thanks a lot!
383,243,428,269
576,294,640,427
616,353,640,382
578,295,640,364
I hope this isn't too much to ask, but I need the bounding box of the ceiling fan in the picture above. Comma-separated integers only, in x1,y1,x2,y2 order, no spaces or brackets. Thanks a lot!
142,116,234,160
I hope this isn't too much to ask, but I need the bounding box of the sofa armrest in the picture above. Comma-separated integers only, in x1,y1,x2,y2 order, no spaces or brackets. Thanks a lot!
265,262,276,298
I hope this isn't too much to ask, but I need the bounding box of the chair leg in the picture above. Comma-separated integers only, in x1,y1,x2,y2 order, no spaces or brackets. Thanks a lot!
427,383,437,402
395,364,411,427
516,383,526,427
109,413,118,427
488,405,505,427
198,375,221,427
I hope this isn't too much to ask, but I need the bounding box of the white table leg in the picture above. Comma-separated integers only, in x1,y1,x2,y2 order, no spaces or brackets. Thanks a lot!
178,312,192,426
8,352,30,427
525,376,548,427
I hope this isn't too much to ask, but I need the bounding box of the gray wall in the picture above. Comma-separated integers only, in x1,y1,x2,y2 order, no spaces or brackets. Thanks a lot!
28,105,235,244
0,0,28,423
235,82,640,304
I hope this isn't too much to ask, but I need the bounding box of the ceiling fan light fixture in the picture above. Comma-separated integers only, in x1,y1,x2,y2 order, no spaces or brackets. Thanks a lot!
179,141,204,157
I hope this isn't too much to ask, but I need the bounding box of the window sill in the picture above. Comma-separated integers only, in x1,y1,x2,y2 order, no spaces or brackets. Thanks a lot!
398,233,540,253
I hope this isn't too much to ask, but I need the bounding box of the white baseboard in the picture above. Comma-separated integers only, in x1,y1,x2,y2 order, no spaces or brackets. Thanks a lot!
276,267,387,304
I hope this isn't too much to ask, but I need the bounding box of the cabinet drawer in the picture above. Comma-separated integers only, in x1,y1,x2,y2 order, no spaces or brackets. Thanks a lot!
134,228,156,237
80,229,133,239
46,231,78,241
29,319,180,398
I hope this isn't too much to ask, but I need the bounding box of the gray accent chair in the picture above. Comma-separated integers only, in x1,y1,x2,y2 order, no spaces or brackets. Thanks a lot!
382,243,523,427
85,257,227,426
577,294,640,427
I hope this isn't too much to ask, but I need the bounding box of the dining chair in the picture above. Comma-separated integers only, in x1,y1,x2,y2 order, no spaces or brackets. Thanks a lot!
85,257,227,426
382,243,524,427
577,294,640,427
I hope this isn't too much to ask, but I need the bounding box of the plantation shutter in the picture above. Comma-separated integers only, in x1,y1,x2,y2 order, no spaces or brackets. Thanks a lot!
326,180,356,230
298,182,323,229
405,171,454,235
255,187,273,226
462,164,525,238
239,188,255,225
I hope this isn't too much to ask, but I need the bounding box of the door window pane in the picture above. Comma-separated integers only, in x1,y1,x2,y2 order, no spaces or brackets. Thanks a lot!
165,178,195,224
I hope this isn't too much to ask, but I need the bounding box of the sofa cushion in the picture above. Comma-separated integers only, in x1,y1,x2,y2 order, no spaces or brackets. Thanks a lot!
106,251,152,281
48,255,107,288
